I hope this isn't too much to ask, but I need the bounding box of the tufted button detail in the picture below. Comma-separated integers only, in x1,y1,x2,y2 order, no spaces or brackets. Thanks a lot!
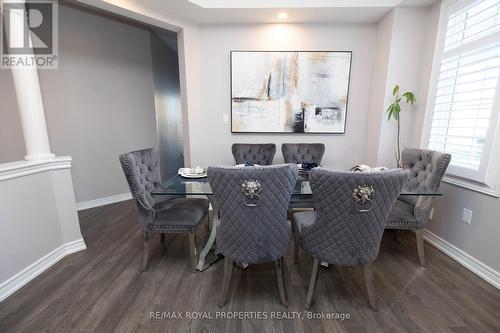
281,143,325,164
232,144,276,165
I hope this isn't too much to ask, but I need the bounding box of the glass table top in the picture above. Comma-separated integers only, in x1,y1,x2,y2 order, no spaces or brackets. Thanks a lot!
152,174,442,197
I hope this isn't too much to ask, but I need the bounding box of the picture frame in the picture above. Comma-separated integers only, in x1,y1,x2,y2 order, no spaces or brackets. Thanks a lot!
230,50,352,134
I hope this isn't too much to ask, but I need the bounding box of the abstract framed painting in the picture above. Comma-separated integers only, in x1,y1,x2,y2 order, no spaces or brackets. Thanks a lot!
231,51,352,134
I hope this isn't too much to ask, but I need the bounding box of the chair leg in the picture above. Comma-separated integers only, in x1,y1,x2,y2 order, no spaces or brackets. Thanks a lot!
275,258,288,308
141,232,150,272
416,229,426,267
218,256,233,308
205,213,211,235
363,264,378,311
305,258,319,310
188,232,197,273
292,222,300,264
160,233,165,244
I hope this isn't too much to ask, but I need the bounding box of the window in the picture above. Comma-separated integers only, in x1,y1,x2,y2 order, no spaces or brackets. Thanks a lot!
425,0,500,188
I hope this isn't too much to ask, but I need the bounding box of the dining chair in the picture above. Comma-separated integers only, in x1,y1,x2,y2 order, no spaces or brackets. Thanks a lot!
282,143,325,213
293,168,409,310
386,148,451,267
119,148,209,272
231,143,276,165
208,164,299,307
281,143,325,164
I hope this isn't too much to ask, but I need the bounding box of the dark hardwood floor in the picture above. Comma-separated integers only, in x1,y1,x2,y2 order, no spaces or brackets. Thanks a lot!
1,200,499,333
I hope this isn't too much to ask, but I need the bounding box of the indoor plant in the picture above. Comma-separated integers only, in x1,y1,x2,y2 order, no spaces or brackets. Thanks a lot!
386,85,416,168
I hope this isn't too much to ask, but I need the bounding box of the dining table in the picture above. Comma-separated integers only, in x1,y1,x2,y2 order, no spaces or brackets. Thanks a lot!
152,169,442,271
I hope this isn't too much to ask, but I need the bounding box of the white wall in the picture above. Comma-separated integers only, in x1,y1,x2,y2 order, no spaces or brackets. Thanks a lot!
429,184,500,272
364,11,394,166
365,6,435,168
377,7,430,167
0,172,63,284
0,72,26,163
76,0,205,169
37,3,159,203
2,1,202,204
0,159,85,301
197,24,376,168
410,3,442,148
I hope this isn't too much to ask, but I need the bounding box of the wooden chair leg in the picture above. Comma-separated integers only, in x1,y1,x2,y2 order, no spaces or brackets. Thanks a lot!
160,233,165,244
305,258,319,310
218,256,233,308
188,232,197,273
363,264,378,311
275,258,288,307
416,229,426,267
141,232,150,272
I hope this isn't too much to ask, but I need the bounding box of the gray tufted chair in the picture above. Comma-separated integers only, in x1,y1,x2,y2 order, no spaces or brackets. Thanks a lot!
386,148,451,267
119,148,209,272
282,143,325,213
231,143,276,165
293,168,409,310
281,143,325,164
208,164,298,307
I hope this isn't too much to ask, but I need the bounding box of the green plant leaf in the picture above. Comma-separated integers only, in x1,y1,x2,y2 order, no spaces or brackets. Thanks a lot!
392,85,400,96
387,106,394,120
393,103,401,120
403,92,416,105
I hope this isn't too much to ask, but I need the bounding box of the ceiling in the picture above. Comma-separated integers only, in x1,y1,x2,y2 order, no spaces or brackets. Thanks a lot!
99,0,439,24
117,0,439,24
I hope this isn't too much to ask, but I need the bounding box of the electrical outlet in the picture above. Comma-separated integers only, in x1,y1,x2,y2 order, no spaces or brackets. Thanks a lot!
430,208,434,220
222,114,229,124
462,208,472,224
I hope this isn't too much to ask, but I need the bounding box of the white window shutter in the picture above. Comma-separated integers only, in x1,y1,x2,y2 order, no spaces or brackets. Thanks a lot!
427,0,500,182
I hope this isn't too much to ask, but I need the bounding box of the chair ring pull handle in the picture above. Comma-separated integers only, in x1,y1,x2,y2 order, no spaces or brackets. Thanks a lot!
352,184,375,213
354,198,373,213
243,193,261,207
241,179,262,207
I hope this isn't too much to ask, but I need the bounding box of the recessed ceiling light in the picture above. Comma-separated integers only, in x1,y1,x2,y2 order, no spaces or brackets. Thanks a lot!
278,12,288,20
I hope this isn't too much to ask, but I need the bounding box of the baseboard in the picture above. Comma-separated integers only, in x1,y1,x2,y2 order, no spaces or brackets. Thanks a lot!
0,239,87,302
423,229,500,289
77,192,132,211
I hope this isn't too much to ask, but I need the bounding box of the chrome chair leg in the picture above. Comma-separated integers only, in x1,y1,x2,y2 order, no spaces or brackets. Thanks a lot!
141,231,150,272
305,258,319,309
188,232,197,273
275,258,288,307
205,213,210,235
218,256,233,307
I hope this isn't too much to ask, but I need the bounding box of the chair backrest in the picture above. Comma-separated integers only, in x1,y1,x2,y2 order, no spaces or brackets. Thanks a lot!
399,148,451,206
231,143,276,165
119,148,160,224
281,143,325,164
301,168,409,266
208,164,298,264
